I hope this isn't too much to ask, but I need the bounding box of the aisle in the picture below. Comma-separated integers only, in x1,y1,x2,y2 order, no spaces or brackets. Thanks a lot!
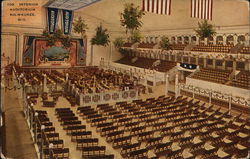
4,80,37,159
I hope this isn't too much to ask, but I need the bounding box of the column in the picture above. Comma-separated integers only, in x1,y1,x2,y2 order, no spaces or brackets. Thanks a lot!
209,91,212,106
79,93,83,106
223,35,226,45
222,61,226,70
90,44,94,66
165,74,169,96
244,61,249,71
228,94,232,115
233,61,237,71
195,57,199,65
212,59,216,69
34,112,38,143
182,36,185,44
154,71,157,86
204,58,207,68
196,36,199,45
213,36,216,45
233,35,238,45
204,38,208,45
175,73,179,98
245,34,249,45
43,74,47,93
65,73,69,82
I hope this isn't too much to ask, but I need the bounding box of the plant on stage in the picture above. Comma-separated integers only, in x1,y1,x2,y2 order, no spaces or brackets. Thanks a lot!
42,29,72,48
91,24,110,46
73,16,89,38
113,37,125,48
160,36,171,50
120,3,144,34
195,20,216,38
130,30,142,43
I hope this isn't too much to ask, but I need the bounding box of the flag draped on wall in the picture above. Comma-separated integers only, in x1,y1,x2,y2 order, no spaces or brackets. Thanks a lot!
62,10,74,35
47,8,59,34
142,0,171,15
191,0,213,20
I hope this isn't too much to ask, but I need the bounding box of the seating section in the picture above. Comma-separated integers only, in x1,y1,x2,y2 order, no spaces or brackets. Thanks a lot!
138,42,156,49
153,60,176,72
191,68,231,84
170,44,187,50
115,56,134,65
123,43,134,47
229,71,250,89
76,96,249,159
35,110,70,159
55,108,114,159
116,57,176,72
65,67,139,93
191,44,234,53
239,46,250,54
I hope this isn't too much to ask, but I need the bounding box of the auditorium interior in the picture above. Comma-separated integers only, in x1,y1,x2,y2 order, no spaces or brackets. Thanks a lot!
1,0,250,159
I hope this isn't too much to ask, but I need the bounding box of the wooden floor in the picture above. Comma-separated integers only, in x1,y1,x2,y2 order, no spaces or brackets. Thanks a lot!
2,79,249,159
3,80,37,159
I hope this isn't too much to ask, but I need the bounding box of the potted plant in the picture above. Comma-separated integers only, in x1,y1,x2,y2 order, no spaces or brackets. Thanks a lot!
91,24,110,46
113,37,125,49
73,16,89,38
195,20,216,44
160,36,171,50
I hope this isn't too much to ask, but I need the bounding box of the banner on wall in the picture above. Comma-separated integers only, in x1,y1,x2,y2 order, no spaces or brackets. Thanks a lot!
62,10,74,35
47,8,59,34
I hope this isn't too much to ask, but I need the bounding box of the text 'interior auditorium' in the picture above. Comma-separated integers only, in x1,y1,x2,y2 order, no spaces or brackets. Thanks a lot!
1,0,249,159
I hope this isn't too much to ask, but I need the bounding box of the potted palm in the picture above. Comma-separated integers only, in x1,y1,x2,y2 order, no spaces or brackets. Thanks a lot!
195,20,216,45
120,3,144,43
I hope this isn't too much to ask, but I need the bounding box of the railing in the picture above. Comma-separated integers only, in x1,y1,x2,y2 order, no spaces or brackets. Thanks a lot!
179,83,250,108
12,67,61,159
81,89,138,105
122,47,250,60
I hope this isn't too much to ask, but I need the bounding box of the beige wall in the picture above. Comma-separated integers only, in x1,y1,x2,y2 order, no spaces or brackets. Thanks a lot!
1,0,249,65
1,34,17,65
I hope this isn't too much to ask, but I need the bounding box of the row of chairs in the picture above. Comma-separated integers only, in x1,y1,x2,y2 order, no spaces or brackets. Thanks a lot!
54,108,114,159
35,110,70,159
191,68,231,84
77,95,249,159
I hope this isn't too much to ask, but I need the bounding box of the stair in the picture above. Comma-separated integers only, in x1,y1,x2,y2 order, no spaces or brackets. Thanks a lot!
230,43,244,54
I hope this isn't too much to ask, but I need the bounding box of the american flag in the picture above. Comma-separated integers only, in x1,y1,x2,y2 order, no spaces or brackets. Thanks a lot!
142,0,171,15
191,0,213,20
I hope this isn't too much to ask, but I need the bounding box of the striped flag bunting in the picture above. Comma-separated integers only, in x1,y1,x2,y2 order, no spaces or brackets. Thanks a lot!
191,0,213,20
142,0,171,15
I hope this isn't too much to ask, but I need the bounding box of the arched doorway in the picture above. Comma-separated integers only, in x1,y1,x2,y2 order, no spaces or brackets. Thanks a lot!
216,36,223,45
226,35,234,45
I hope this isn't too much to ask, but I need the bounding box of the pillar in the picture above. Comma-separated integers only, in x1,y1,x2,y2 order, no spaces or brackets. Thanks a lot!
223,35,226,45
154,71,157,86
43,74,47,93
233,35,238,45
204,58,207,68
196,36,199,45
233,61,237,71
209,91,212,106
212,59,216,69
222,61,226,70
228,94,232,115
175,73,179,98
245,34,249,45
195,57,199,65
66,73,69,82
244,61,250,71
204,38,208,45
165,74,169,96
